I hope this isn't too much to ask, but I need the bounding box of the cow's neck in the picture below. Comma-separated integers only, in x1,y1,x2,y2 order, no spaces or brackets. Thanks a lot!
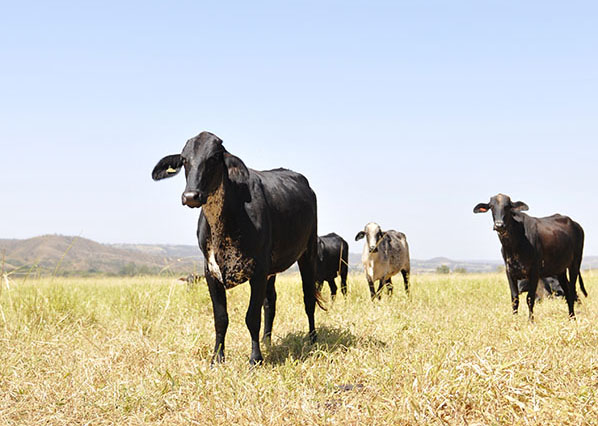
497,219,525,255
202,180,226,227
201,177,254,288
202,177,243,246
202,178,238,244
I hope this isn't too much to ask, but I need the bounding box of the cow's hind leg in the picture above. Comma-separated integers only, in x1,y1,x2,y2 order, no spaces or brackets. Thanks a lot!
526,271,539,322
206,271,228,364
262,275,277,346
340,268,348,297
247,271,268,365
385,278,393,296
401,270,410,295
298,237,318,343
569,268,581,303
562,269,577,318
328,279,338,301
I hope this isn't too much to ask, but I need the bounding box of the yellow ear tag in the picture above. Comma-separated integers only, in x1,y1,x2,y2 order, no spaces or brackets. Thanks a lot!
166,167,178,174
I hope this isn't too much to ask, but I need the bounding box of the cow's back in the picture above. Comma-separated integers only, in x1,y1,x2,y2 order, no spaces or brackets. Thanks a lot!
533,214,584,275
254,168,317,273
386,230,410,273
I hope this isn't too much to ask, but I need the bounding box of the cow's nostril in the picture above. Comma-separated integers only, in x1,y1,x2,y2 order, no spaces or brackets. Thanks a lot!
182,191,200,206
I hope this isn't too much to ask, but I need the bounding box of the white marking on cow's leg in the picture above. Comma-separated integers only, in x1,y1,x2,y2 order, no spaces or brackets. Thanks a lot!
207,250,223,282
366,259,375,280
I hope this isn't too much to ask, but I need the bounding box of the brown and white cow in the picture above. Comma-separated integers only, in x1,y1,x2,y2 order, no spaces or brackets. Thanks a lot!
355,222,410,300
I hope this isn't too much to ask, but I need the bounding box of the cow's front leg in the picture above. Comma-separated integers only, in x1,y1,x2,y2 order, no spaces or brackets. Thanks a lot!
247,271,267,365
206,271,228,364
376,279,384,300
386,278,393,296
506,270,519,315
526,270,539,322
367,276,376,300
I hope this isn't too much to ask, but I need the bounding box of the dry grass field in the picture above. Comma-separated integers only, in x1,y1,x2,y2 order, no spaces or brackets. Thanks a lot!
1,272,597,425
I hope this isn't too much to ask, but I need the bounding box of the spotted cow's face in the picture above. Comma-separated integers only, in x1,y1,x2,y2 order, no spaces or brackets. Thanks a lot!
355,222,385,253
473,193,529,234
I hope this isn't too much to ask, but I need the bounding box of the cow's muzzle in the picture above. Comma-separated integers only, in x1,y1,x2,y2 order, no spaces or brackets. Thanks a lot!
369,246,378,253
182,191,206,208
493,221,506,232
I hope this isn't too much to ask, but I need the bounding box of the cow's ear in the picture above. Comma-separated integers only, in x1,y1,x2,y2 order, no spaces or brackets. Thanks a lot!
355,231,365,241
224,152,249,185
473,203,490,213
512,201,529,212
152,154,183,180
512,214,525,223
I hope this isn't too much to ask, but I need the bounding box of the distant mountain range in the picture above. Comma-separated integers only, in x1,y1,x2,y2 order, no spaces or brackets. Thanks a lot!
0,235,202,277
348,254,504,273
1,235,597,276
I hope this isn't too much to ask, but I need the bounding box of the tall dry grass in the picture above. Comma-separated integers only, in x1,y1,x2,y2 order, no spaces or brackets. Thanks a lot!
0,273,597,424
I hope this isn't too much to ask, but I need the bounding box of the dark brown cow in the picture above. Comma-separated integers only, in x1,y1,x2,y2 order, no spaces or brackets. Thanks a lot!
474,193,586,320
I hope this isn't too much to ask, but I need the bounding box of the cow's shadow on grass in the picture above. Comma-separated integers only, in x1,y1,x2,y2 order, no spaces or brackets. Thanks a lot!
265,326,386,365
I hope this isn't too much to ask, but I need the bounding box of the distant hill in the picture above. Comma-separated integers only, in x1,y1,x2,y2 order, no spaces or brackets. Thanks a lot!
349,253,598,273
0,235,203,276
111,243,201,261
1,235,596,276
348,252,501,273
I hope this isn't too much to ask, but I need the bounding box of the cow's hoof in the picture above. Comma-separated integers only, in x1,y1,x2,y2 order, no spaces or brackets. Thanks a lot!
210,353,225,367
249,356,264,366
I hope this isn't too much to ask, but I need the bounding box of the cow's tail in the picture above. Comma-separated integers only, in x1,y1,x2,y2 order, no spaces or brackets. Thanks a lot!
315,288,328,311
579,273,588,297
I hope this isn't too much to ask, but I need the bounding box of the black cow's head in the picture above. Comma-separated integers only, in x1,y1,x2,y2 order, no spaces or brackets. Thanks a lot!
355,222,386,253
152,131,249,208
473,193,529,234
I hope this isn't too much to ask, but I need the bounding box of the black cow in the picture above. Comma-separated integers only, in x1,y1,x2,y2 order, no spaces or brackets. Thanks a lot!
315,233,349,299
178,273,205,289
152,131,324,364
474,193,586,320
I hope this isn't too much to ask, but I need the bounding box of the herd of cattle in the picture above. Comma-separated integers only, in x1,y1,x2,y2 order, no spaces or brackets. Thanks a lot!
153,131,587,364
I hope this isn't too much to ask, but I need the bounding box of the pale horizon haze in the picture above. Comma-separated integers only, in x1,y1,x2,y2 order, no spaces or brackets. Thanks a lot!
1,1,597,261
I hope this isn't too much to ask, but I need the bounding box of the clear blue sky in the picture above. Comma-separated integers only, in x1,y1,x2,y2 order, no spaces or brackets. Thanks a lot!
1,1,597,260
